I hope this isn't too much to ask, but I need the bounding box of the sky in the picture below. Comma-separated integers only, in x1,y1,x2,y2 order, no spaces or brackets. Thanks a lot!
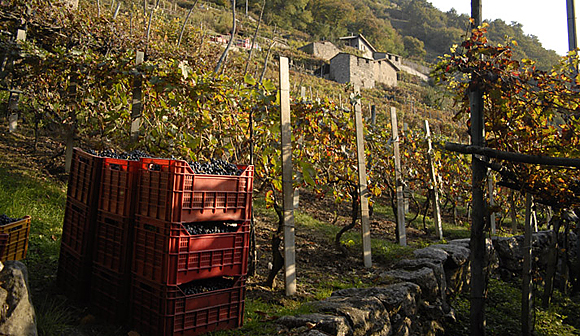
427,0,575,56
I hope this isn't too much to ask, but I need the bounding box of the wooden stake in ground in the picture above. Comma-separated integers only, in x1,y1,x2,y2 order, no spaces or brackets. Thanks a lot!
391,107,406,246
521,193,533,336
425,120,443,240
353,85,372,268
488,178,496,235
131,51,145,143
279,56,296,296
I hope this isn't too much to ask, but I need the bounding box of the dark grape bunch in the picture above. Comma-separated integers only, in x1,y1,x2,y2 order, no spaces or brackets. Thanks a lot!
0,214,20,225
179,277,236,296
85,148,151,161
189,159,242,176
182,222,239,235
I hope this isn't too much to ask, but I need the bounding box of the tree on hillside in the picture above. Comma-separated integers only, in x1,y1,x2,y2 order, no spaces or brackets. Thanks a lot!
264,0,312,30
305,0,353,41
403,35,425,59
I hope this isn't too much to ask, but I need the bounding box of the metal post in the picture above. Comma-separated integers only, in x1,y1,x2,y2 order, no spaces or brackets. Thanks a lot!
521,193,533,336
567,0,578,51
470,1,486,335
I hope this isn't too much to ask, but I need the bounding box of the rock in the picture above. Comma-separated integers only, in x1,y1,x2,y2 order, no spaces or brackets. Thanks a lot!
333,282,421,318
429,244,470,269
0,261,37,336
276,313,351,336
493,231,551,275
310,296,391,336
299,330,333,336
395,259,446,304
448,238,470,249
391,315,412,336
413,247,448,263
381,268,439,304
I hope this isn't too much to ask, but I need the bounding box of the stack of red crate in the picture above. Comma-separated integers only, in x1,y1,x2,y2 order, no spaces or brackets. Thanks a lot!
57,148,102,303
90,157,141,323
130,158,253,336
58,149,253,334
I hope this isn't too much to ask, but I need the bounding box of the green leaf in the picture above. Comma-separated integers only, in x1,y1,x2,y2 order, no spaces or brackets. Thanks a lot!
272,178,282,192
299,161,316,186
263,79,276,92
244,73,256,86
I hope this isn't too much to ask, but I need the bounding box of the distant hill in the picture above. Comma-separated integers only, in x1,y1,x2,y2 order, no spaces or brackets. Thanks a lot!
216,0,561,70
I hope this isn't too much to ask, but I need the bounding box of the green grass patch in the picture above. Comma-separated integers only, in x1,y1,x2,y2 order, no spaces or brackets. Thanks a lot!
0,166,66,288
447,278,580,336
0,163,70,336
210,296,316,336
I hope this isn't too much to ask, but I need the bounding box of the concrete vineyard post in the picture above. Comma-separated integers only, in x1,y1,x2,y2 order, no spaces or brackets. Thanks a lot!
8,29,26,133
279,56,296,296
391,107,406,246
131,51,145,143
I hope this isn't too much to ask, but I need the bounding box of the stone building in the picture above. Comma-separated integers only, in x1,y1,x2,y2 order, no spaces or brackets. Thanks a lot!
338,34,376,59
329,53,400,89
298,41,341,61
300,34,403,88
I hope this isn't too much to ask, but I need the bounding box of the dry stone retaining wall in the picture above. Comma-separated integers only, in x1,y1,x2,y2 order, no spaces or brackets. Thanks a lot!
276,232,575,336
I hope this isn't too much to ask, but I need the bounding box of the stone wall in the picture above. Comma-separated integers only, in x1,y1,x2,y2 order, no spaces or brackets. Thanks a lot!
374,59,398,87
329,53,352,86
330,53,399,89
299,42,342,62
275,232,579,336
276,239,473,336
374,52,402,66
401,59,431,76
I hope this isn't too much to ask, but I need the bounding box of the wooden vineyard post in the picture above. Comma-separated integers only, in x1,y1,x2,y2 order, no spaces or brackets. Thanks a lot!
7,29,26,133
353,85,372,268
488,178,496,235
391,107,406,246
131,51,145,143
521,193,533,336
279,56,296,296
370,105,376,125
425,120,443,240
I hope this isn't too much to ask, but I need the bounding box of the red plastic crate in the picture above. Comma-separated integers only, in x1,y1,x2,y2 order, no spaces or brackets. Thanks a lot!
130,276,245,336
67,148,102,207
93,211,133,274
57,244,92,303
61,198,95,257
0,216,31,261
90,265,130,323
137,158,253,223
99,158,140,217
132,217,249,286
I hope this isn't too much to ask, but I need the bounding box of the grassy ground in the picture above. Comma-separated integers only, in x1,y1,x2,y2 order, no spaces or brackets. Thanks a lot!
1,125,579,336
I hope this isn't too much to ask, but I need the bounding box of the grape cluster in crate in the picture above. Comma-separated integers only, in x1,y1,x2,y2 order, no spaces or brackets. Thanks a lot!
57,148,253,336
